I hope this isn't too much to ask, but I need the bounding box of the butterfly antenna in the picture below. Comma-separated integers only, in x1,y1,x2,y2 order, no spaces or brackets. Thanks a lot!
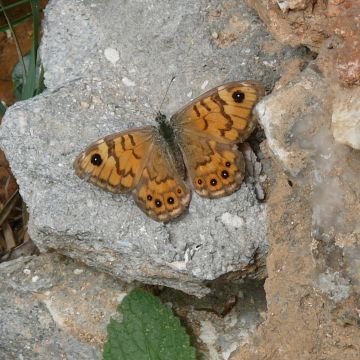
158,76,176,115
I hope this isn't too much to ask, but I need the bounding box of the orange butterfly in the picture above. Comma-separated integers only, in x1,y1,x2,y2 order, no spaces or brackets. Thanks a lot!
74,81,264,222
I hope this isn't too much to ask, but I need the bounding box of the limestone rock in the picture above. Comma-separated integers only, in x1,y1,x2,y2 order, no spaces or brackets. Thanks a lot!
0,0,308,296
332,86,360,150
257,67,360,239
256,67,330,177
0,254,128,359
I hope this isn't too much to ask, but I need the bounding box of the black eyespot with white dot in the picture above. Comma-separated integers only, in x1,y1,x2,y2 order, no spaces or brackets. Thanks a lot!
91,153,103,166
232,91,245,103
155,199,162,208
147,195,153,201
225,161,231,167
210,178,217,186
221,170,229,179
197,179,203,185
167,197,174,204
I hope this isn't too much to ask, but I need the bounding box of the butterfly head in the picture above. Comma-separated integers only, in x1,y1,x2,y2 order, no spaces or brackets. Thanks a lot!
155,112,167,125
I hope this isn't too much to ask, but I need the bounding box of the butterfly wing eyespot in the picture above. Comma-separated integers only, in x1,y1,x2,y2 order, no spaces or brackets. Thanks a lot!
178,135,246,198
74,127,155,193
171,80,265,144
133,139,191,222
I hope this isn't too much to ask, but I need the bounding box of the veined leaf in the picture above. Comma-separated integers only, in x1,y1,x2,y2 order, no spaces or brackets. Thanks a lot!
103,289,196,360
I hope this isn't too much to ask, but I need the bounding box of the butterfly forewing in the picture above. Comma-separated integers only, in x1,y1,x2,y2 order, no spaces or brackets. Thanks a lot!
74,127,155,193
171,80,265,144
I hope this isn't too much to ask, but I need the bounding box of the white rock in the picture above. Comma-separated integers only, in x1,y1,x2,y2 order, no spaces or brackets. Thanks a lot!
221,212,244,228
332,86,360,150
121,77,136,87
201,80,209,90
104,47,120,64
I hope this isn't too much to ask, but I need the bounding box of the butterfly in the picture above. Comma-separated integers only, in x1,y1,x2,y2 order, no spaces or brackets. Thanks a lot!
74,81,265,222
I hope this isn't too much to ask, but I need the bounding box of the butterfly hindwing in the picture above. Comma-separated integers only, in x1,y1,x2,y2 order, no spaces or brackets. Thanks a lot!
133,138,191,222
178,133,245,198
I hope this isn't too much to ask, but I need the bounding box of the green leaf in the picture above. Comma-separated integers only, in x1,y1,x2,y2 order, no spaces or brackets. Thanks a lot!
103,289,196,360
12,51,45,100
12,52,32,99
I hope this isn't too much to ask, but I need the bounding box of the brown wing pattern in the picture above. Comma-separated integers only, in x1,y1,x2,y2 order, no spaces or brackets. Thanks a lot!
172,80,263,198
74,127,154,193
133,139,190,222
172,80,265,144
178,134,245,198
74,80,264,221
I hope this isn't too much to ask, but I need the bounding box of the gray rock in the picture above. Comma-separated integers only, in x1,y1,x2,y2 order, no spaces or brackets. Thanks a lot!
317,271,350,303
0,254,267,360
0,0,306,295
0,254,128,359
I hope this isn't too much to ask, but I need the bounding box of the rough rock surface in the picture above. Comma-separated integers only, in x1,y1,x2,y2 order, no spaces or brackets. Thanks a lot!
0,0,307,296
332,85,360,150
2,0,359,359
0,254,128,359
229,1,360,358
0,253,267,360
245,0,360,85
231,68,360,359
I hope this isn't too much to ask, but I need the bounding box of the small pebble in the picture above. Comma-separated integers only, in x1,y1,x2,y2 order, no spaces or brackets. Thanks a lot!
104,47,120,64
122,77,136,87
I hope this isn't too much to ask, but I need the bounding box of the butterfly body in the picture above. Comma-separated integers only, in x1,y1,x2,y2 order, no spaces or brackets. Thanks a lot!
74,81,265,222
156,114,185,176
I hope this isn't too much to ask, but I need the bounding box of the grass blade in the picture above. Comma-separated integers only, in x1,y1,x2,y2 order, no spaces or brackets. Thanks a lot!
0,190,20,227
35,64,45,95
20,0,40,100
0,101,7,116
0,0,27,81
1,0,29,12
0,12,33,32
3,221,16,249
